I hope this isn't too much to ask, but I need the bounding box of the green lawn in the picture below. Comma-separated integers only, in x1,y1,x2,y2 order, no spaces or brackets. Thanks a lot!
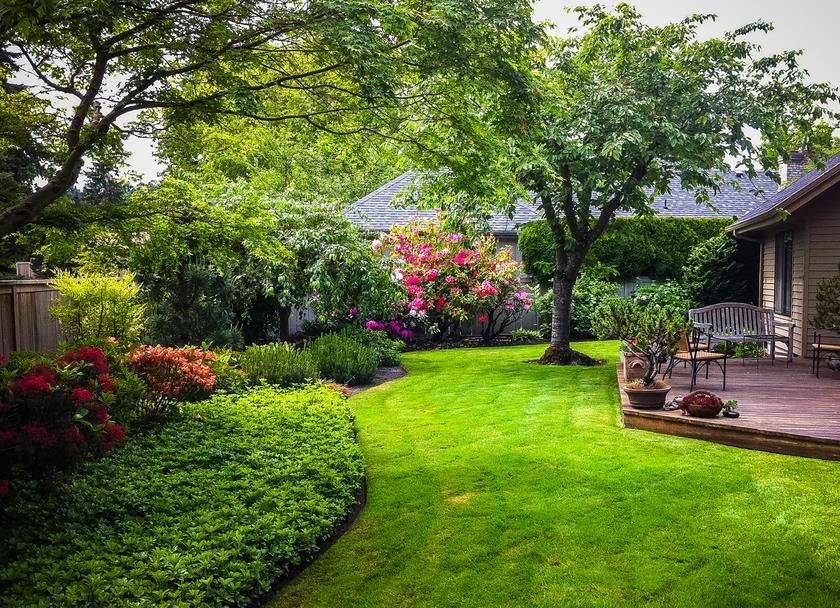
270,342,840,608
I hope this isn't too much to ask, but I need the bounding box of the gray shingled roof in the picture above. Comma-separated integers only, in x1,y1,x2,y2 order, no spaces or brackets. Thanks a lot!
731,151,840,230
346,172,542,234
347,170,778,234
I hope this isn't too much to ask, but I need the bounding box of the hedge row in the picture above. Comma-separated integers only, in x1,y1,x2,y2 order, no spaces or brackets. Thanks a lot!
0,385,364,607
518,217,732,285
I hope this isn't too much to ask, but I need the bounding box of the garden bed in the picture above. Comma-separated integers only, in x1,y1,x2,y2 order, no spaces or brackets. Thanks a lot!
403,337,546,351
0,385,364,608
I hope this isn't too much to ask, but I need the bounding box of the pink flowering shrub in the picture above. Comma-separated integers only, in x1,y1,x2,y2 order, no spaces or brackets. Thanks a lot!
0,347,125,499
375,216,532,340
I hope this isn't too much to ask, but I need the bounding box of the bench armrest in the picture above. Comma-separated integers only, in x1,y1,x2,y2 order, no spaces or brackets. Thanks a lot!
774,320,796,328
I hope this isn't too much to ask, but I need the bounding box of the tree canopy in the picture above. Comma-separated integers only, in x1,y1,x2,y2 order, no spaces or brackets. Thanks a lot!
0,0,538,236
408,4,839,364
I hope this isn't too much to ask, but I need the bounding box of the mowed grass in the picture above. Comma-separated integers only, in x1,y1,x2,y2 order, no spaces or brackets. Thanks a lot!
269,342,840,608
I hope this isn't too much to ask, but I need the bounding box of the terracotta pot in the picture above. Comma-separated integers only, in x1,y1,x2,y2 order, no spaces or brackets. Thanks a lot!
679,390,724,418
623,385,671,409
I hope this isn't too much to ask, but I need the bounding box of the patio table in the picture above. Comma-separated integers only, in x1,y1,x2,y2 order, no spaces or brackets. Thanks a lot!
705,331,780,366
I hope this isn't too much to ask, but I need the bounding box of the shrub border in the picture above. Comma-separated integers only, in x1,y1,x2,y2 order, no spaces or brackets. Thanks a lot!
258,367,406,605
256,477,368,606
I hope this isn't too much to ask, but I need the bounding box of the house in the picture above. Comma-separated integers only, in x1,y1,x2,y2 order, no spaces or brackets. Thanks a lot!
731,150,840,359
346,168,779,302
347,170,778,259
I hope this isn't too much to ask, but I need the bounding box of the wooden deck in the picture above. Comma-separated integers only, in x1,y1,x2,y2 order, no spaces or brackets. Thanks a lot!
619,359,840,460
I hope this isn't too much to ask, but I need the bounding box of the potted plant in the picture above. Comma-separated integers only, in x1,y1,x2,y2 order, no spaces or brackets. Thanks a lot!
594,298,688,409
722,399,740,418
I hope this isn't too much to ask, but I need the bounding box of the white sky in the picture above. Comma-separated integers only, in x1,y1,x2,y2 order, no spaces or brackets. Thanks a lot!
124,0,840,181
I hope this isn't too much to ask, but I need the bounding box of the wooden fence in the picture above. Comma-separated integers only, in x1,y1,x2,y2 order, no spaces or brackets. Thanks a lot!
0,280,61,354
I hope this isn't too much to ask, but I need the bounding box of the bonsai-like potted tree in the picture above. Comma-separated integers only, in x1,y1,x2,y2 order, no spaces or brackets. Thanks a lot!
594,298,689,409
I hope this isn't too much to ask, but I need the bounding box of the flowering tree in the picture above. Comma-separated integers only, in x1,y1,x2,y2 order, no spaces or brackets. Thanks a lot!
375,216,531,340
407,5,837,365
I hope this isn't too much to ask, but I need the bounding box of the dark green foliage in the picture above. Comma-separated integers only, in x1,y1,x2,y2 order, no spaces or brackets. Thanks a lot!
682,232,756,306
0,385,364,607
518,220,557,287
1,0,539,236
143,262,245,349
239,343,320,387
811,267,840,332
630,281,693,317
519,218,732,286
5,351,53,376
591,218,733,281
592,299,689,385
532,288,553,339
338,327,403,367
307,335,378,386
570,267,621,338
530,268,619,339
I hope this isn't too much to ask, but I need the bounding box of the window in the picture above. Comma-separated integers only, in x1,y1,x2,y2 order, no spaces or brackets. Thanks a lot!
774,231,793,316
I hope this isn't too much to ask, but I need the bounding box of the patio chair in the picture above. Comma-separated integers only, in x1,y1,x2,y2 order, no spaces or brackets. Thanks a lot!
811,331,840,378
663,328,728,391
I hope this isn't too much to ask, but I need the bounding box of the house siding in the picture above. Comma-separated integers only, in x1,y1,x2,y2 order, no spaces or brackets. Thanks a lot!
803,187,840,355
757,185,840,358
759,219,807,357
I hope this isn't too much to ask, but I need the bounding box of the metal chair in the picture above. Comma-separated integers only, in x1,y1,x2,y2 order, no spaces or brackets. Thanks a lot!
663,327,728,391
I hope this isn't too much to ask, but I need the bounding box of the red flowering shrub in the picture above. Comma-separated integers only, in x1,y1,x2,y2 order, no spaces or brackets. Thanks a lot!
59,346,109,375
375,215,532,340
13,373,51,396
0,347,124,499
126,346,215,402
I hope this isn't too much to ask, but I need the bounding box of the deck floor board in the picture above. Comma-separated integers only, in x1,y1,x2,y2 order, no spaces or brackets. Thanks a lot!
618,359,840,459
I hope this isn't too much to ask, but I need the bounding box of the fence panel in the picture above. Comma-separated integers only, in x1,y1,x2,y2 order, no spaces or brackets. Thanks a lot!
0,280,61,353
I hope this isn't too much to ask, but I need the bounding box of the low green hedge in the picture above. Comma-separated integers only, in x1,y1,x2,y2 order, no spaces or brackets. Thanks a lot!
519,217,731,284
0,385,364,607
308,334,378,385
239,342,320,387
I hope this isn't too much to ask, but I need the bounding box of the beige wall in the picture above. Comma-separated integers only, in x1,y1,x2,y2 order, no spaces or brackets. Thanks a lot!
758,185,840,357
803,186,840,355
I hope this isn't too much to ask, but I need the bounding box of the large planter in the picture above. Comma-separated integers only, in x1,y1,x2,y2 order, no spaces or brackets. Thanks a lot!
623,385,671,409
621,351,648,382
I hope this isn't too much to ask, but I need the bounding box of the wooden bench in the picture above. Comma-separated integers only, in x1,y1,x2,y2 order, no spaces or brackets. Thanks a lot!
689,302,795,364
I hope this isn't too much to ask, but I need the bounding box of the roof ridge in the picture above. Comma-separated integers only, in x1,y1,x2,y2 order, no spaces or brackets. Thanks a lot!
353,170,415,205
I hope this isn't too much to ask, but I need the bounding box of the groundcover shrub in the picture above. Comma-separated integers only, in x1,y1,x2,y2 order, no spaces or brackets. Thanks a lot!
339,326,403,367
239,342,319,386
307,334,377,385
0,385,364,608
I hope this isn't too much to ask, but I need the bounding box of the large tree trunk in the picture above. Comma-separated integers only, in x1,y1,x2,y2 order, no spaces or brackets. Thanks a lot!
536,245,601,366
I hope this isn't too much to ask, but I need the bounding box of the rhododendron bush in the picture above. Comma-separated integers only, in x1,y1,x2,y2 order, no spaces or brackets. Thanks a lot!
0,347,125,499
374,216,531,339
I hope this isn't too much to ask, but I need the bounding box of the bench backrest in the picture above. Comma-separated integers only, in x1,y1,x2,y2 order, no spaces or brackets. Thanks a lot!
689,302,775,336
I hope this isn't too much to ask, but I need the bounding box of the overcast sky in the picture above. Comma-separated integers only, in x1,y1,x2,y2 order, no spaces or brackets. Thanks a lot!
125,0,840,181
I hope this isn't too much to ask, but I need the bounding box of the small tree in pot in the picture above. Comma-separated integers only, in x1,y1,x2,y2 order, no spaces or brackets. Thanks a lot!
593,298,689,408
